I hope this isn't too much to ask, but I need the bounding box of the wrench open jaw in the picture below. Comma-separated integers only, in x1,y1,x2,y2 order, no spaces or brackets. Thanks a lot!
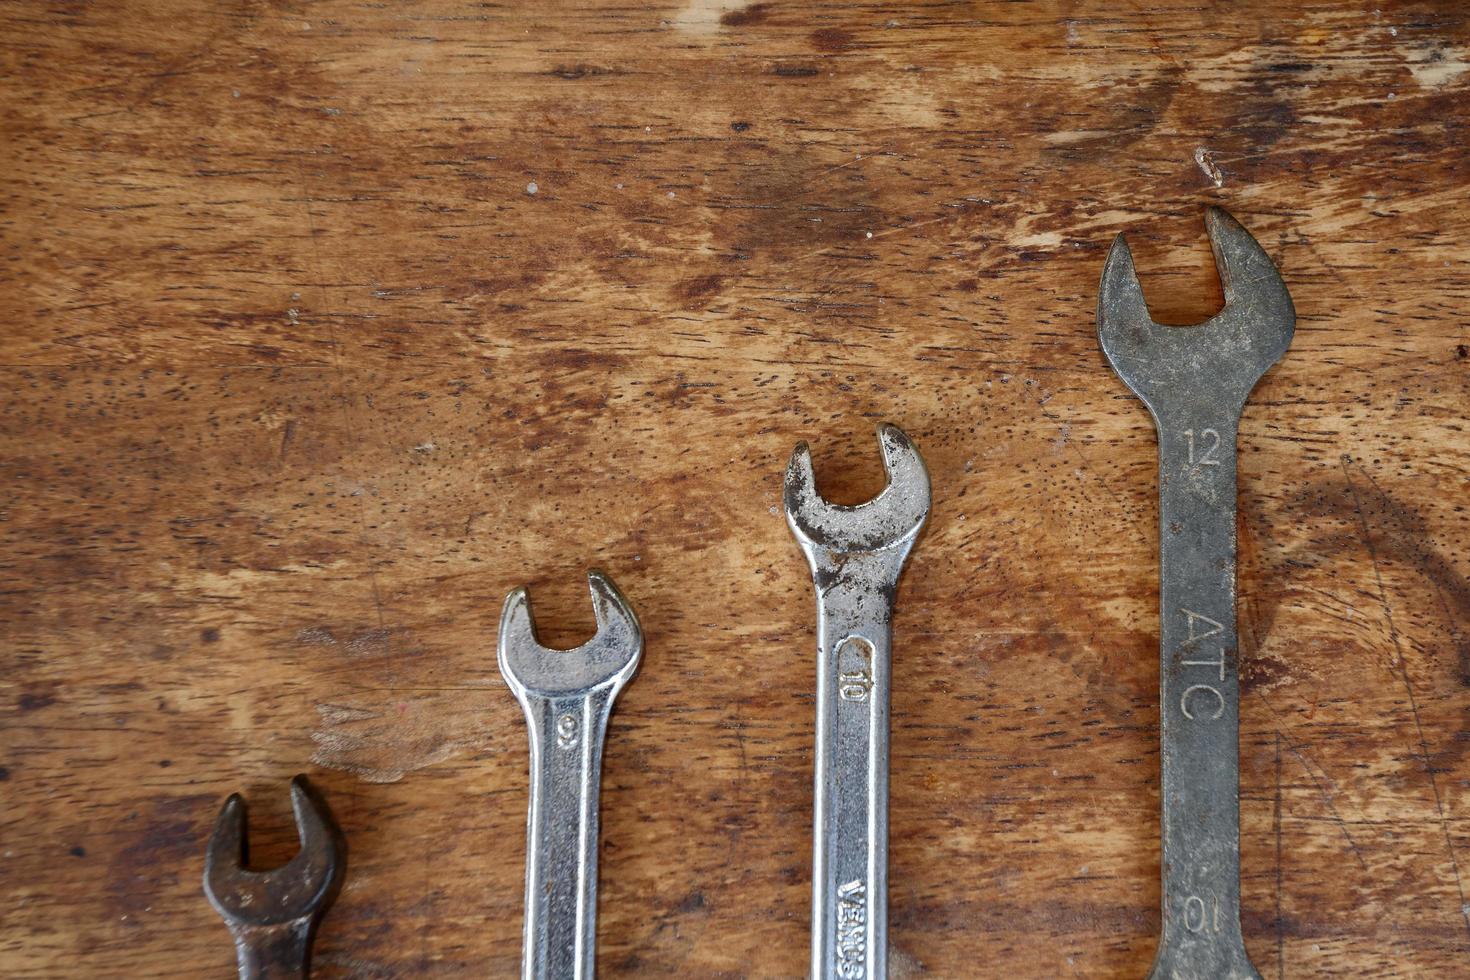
203,775,346,979
498,569,642,700
1098,206,1294,416
785,422,931,560
498,569,642,980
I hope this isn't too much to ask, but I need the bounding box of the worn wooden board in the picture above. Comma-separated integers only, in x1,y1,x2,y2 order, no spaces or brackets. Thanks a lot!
2,0,1468,976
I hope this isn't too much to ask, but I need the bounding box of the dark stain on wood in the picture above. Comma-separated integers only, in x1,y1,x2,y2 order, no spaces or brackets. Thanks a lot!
721,3,772,28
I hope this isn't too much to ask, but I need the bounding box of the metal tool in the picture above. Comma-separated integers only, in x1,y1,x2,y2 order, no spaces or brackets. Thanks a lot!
785,423,930,980
203,774,347,980
1098,207,1294,980
499,569,643,980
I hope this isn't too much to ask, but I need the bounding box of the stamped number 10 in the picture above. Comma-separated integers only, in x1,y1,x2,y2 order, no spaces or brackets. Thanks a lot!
1184,893,1222,934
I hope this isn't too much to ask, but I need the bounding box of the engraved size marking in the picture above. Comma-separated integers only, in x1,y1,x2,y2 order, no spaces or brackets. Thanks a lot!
1183,428,1221,467
1184,894,1222,934
835,879,867,979
556,712,578,748
837,636,875,703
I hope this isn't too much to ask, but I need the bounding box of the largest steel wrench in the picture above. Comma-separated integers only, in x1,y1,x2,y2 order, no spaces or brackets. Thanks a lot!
1099,207,1294,980
785,423,930,980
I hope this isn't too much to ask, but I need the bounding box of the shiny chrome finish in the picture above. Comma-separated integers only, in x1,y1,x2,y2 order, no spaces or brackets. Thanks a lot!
785,423,930,980
499,569,642,980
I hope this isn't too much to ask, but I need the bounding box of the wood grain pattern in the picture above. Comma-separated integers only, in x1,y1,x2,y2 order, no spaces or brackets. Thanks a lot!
2,1,1468,976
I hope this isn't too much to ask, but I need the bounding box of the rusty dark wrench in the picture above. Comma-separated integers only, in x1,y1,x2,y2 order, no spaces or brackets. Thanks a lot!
785,423,930,980
499,570,642,980
1099,207,1294,980
203,775,347,979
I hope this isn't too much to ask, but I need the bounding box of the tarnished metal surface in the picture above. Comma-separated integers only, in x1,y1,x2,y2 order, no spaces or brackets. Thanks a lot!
1098,207,1295,980
785,423,931,980
203,775,346,980
498,570,643,980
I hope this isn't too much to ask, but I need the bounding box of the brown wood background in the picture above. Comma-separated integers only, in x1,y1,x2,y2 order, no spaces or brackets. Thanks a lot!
3,0,1468,976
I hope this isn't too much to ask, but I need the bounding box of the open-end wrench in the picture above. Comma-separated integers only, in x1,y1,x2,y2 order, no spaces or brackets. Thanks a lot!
203,775,347,979
498,569,642,980
785,423,931,980
1099,207,1294,980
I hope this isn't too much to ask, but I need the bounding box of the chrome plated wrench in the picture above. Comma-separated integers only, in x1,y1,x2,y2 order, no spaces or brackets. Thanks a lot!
498,569,642,980
1099,207,1294,980
785,423,930,980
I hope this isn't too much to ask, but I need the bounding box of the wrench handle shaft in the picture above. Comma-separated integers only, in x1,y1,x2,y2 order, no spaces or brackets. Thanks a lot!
518,692,612,980
231,921,313,980
811,560,902,980
1151,414,1259,979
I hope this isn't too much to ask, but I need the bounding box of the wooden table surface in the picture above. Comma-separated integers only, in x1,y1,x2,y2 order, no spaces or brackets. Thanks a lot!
3,1,1468,976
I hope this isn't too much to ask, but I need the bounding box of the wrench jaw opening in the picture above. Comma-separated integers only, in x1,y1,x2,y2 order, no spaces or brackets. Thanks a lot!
784,423,931,565
1097,207,1296,424
497,569,643,706
203,776,346,979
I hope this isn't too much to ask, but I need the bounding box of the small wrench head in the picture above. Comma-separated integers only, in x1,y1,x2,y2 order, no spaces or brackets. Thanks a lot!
784,423,931,555
1097,206,1295,415
203,775,346,930
498,569,643,699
